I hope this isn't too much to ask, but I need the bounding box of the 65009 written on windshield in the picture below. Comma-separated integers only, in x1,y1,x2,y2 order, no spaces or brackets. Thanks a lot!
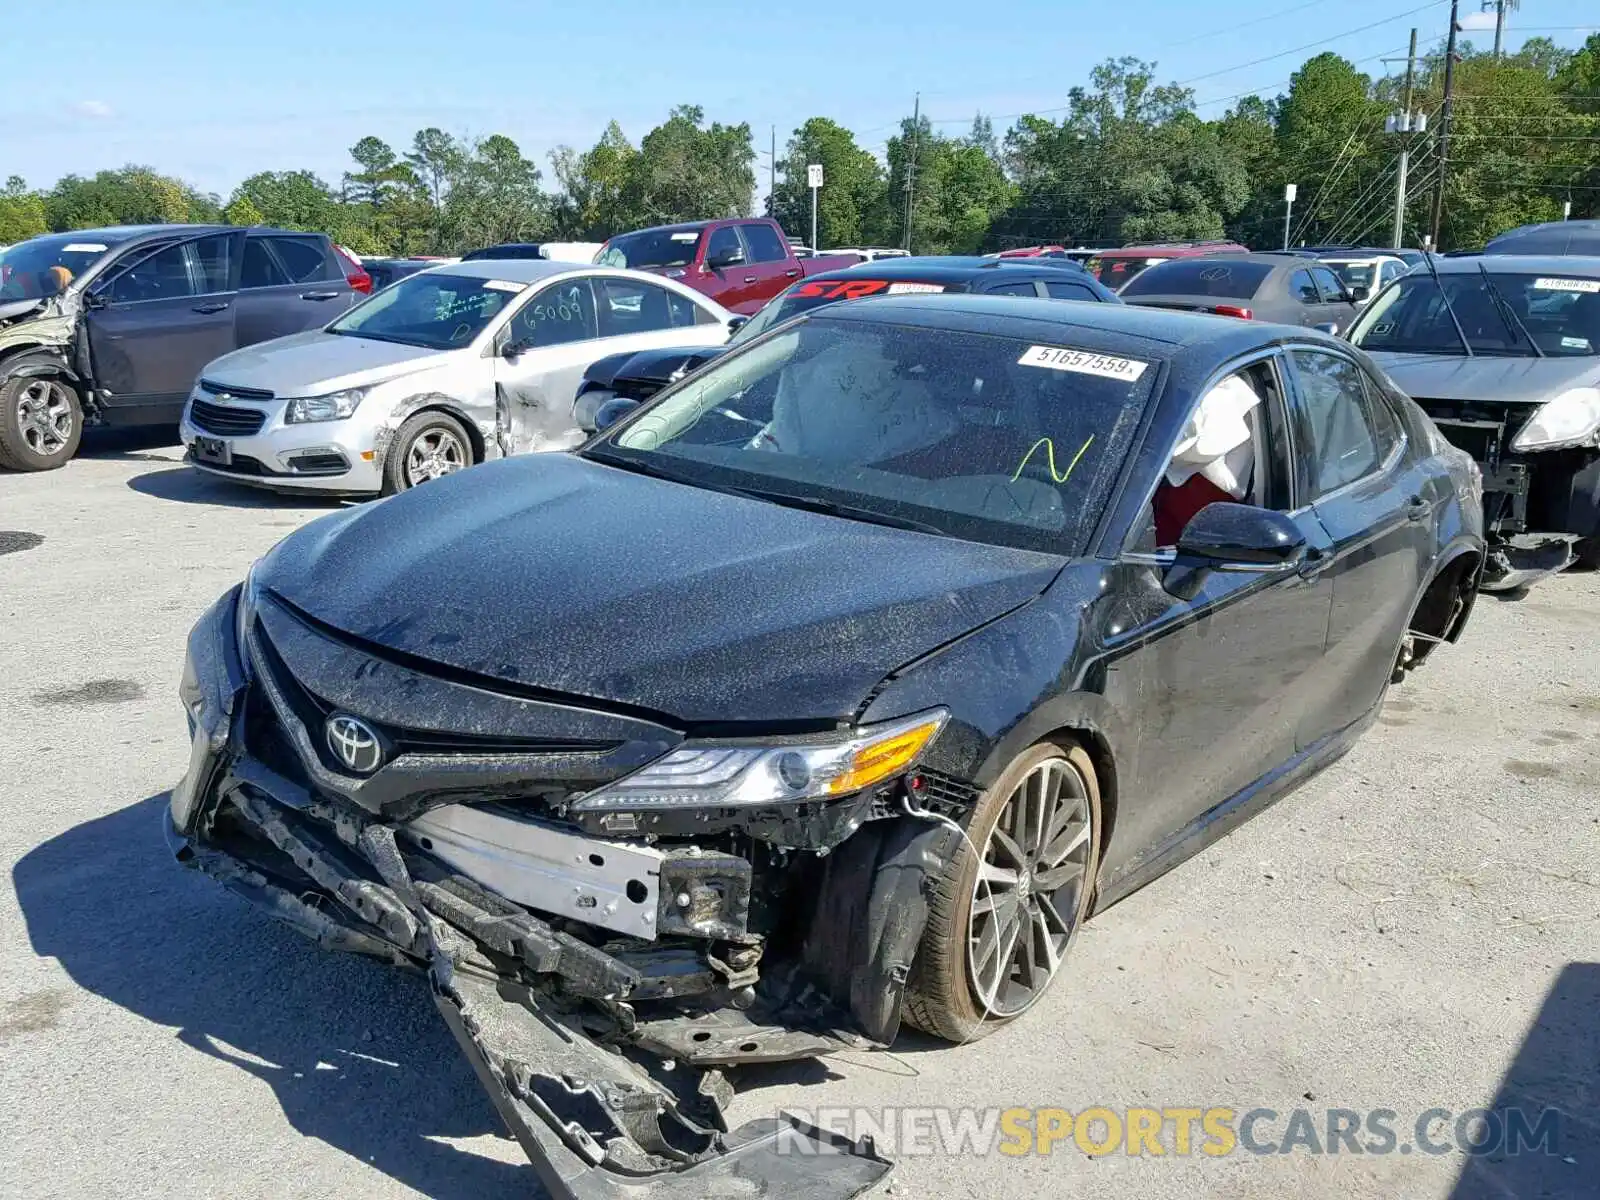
587,318,1156,555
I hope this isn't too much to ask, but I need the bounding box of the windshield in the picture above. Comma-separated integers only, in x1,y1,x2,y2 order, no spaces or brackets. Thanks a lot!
586,316,1153,554
327,271,525,349
729,276,951,346
597,228,703,271
0,233,129,301
1119,259,1270,299
1348,271,1600,358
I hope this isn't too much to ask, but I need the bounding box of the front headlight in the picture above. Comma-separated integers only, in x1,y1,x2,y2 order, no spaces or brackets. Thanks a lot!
1511,387,1600,452
285,387,366,424
572,709,948,813
235,561,261,655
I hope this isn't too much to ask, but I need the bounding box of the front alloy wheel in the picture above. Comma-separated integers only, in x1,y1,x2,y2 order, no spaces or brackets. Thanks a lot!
0,374,83,471
904,741,1102,1042
382,410,474,495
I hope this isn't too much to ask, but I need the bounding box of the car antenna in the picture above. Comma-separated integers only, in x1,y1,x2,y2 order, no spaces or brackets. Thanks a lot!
1475,261,1544,358
1422,249,1473,357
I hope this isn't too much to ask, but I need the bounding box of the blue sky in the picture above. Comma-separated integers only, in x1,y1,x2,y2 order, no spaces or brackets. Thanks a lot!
4,0,1595,202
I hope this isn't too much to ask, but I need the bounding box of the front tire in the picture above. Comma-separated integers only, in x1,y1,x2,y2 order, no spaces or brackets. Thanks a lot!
904,740,1101,1043
381,411,472,496
0,374,82,472
1574,538,1600,571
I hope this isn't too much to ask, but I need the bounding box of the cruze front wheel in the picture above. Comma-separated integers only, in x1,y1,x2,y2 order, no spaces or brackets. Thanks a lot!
904,740,1101,1043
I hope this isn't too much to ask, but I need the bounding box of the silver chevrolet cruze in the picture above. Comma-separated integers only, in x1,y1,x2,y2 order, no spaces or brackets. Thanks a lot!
179,259,734,496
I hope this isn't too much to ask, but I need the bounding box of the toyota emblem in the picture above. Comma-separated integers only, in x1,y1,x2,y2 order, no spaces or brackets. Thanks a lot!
326,714,384,775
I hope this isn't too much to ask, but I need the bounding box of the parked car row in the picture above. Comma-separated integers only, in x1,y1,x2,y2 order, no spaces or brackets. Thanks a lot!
166,284,1485,1200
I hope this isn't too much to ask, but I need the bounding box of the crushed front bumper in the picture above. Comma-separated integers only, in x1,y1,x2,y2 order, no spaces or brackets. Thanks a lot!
168,587,895,1198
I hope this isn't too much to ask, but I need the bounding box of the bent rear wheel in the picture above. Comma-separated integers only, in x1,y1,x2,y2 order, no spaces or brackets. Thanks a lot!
0,375,82,472
904,741,1101,1043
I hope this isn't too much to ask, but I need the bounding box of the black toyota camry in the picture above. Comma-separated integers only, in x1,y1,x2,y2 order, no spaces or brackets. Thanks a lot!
170,297,1483,1200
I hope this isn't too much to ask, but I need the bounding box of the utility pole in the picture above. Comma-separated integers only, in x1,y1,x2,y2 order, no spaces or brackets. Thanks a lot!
769,125,776,212
1390,29,1420,248
901,92,920,252
1481,0,1513,59
1429,1,1461,251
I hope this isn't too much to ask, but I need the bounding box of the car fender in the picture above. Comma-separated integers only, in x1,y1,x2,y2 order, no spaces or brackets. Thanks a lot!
1,345,79,384
373,391,489,466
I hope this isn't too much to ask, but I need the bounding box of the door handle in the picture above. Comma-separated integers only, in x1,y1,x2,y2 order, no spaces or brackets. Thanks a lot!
192,301,230,313
1298,546,1332,580
1405,495,1431,522
785,269,800,277
742,276,757,284
300,290,341,300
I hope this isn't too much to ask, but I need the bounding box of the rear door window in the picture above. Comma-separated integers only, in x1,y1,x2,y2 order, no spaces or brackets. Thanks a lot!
740,223,790,264
986,280,1041,297
269,237,335,283
1120,260,1271,299
241,238,289,289
1044,280,1098,301
596,278,677,337
1290,270,1320,305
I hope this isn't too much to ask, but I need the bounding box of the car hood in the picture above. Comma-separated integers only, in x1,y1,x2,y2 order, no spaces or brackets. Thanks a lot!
586,345,730,389
1367,352,1600,404
200,329,454,396
260,454,1063,726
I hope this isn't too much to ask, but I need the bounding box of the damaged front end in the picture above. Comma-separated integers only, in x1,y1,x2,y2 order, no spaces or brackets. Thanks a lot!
168,583,969,1197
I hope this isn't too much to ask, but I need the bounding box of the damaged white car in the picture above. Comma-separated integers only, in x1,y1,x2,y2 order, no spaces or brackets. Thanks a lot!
179,260,736,495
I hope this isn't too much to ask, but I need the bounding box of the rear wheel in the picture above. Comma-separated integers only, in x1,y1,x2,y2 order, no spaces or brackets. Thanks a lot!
904,740,1101,1043
0,374,82,472
382,411,472,496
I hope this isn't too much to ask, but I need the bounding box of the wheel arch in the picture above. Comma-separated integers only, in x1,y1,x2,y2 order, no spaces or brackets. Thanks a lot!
0,344,80,385
375,393,486,467
1416,541,1483,647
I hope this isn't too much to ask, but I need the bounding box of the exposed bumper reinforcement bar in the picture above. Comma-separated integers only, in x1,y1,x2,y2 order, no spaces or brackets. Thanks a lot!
168,800,892,1199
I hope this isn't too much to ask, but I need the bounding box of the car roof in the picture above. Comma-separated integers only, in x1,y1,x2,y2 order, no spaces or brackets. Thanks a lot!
1421,253,1600,277
809,255,1092,284
430,258,586,283
817,292,1332,360
1142,251,1306,271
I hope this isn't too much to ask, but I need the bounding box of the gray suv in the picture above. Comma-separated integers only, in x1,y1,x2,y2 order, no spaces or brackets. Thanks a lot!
0,224,363,471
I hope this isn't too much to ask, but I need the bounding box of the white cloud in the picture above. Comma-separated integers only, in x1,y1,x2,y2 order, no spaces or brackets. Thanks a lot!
70,99,114,118
1458,11,1498,31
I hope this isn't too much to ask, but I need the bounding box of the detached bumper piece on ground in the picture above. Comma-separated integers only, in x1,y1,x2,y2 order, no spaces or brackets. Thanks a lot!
169,587,911,1198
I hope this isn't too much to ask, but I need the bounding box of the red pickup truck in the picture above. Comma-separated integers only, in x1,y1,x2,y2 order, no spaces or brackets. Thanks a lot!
595,217,861,314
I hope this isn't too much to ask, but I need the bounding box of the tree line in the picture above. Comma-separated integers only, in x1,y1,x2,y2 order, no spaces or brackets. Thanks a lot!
2,35,1596,257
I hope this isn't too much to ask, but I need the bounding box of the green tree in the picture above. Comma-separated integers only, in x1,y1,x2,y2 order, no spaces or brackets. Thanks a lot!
770,117,887,248
223,195,266,227
229,170,340,230
0,177,48,243
549,122,640,238
444,134,549,249
622,105,756,225
1271,53,1388,245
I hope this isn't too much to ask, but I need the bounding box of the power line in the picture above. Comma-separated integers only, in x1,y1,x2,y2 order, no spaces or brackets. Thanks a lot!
1175,1,1447,86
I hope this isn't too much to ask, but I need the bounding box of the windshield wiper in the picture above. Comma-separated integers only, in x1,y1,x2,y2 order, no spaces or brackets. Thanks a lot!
1476,264,1545,358
585,451,947,535
1422,251,1474,358
747,490,948,536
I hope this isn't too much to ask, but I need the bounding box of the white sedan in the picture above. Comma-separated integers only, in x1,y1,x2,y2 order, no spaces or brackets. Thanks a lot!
178,261,735,496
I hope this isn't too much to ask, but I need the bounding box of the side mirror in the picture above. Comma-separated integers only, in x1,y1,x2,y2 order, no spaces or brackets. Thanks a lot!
83,290,110,310
1349,285,1370,303
1313,321,1340,336
706,248,745,271
573,389,610,433
593,396,640,433
727,315,749,335
501,336,532,359
1178,503,1307,566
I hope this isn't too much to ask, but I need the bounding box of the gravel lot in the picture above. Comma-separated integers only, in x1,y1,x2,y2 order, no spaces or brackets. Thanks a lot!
2,433,1596,1200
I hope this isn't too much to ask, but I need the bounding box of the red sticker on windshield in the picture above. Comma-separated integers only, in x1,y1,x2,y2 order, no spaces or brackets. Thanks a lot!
793,279,892,301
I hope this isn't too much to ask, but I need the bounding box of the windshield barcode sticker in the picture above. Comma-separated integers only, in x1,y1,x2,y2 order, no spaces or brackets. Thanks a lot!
1532,277,1600,293
1019,345,1149,381
62,243,108,253
887,282,945,294
483,280,528,293
670,232,699,242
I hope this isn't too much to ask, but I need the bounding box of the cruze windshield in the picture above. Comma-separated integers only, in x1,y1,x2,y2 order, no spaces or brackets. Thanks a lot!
585,316,1155,554
328,272,525,349
1349,271,1600,357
